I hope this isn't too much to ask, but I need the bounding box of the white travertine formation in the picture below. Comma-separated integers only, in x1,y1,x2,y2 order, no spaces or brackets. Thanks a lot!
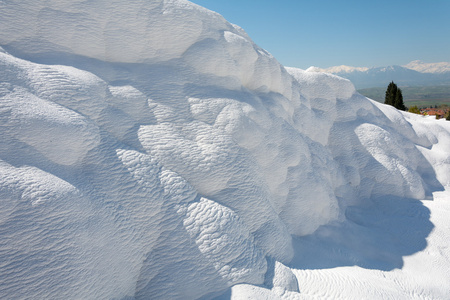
1,1,450,299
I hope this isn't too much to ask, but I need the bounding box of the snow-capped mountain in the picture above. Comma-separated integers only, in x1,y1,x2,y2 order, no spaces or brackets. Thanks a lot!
1,1,450,299
404,60,450,73
310,62,450,89
307,65,369,74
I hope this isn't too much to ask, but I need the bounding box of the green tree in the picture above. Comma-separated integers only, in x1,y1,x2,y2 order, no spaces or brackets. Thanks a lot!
384,81,396,106
384,81,406,110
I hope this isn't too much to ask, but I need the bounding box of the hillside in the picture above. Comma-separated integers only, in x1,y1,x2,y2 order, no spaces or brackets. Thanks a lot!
1,0,450,299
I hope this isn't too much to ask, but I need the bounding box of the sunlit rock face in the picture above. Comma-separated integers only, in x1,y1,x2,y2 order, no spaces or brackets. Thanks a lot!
1,1,449,299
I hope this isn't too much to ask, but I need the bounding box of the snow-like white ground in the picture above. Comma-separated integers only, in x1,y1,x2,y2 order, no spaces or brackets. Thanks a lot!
0,0,449,299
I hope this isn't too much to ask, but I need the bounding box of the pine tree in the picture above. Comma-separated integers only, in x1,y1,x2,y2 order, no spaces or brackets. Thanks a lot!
384,81,406,110
384,81,396,106
394,87,406,110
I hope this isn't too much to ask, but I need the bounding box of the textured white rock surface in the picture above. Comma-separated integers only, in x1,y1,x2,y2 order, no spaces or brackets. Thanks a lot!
1,0,450,299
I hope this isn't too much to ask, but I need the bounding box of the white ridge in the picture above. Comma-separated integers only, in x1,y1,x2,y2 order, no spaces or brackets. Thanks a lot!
0,0,449,299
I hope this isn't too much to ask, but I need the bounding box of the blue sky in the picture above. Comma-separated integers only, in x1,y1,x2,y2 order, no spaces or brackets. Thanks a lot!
189,0,450,69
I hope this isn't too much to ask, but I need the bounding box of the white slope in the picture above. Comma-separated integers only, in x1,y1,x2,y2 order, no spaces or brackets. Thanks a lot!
0,1,450,299
230,189,450,299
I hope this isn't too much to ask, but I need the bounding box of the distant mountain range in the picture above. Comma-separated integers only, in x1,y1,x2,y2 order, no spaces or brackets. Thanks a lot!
307,61,450,89
404,60,450,74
